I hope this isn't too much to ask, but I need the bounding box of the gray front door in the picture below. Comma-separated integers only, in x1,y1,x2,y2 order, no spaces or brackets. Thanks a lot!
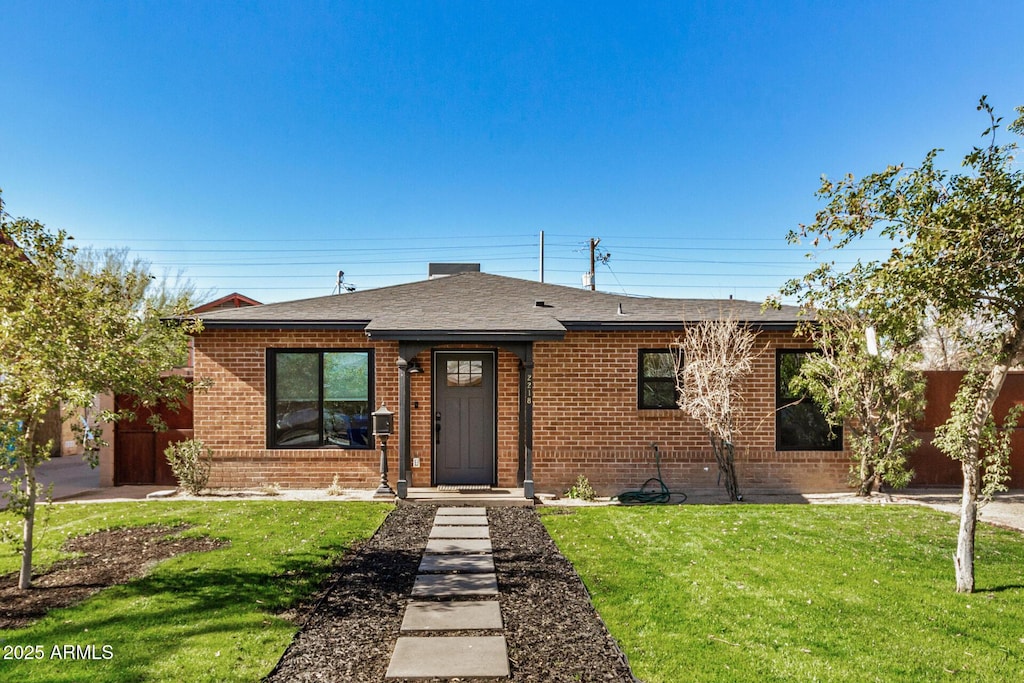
433,351,496,485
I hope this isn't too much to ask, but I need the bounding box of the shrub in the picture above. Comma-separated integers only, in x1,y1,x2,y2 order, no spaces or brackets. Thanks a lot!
327,474,345,496
163,439,213,495
565,474,597,501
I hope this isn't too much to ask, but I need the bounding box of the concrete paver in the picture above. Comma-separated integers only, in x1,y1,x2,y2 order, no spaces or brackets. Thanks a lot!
432,515,489,526
412,572,499,597
418,553,495,573
386,636,510,678
424,538,493,554
428,525,490,539
400,601,503,631
436,506,487,516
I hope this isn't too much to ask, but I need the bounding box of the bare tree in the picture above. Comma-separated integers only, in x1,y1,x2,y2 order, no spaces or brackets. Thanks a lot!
673,317,762,501
919,307,1005,371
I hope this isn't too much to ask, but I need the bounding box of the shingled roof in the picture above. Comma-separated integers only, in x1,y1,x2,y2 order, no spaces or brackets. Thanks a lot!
196,271,804,340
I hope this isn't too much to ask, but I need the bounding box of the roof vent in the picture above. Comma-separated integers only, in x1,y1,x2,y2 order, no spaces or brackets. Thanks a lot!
429,263,481,279
534,300,552,308
617,303,625,315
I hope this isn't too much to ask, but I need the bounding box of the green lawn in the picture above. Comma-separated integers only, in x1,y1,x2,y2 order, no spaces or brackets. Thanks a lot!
0,500,390,682
541,504,1024,682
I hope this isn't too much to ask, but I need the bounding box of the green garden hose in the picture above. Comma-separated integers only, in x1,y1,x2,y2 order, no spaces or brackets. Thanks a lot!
613,444,687,505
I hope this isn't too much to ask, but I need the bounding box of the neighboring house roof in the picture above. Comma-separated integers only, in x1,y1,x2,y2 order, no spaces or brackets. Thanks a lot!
195,272,805,340
191,292,262,313
0,229,32,264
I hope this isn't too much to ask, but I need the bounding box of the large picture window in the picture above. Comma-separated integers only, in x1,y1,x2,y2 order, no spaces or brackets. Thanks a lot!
638,349,681,409
269,349,373,448
776,350,841,451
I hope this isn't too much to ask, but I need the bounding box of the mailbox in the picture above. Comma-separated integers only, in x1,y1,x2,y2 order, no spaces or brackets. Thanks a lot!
372,403,395,498
372,403,394,438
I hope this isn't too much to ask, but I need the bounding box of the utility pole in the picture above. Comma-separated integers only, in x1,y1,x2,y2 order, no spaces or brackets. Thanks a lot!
333,270,356,294
588,237,599,291
539,230,545,283
580,237,609,290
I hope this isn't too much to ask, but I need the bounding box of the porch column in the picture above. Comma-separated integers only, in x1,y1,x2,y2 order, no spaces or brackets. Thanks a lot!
522,344,534,500
396,341,429,499
396,357,410,499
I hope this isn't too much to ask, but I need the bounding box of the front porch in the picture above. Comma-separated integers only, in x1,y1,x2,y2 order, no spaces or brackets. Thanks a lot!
396,487,534,507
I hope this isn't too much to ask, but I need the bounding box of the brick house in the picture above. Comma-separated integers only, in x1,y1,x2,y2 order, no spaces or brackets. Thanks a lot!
192,265,850,499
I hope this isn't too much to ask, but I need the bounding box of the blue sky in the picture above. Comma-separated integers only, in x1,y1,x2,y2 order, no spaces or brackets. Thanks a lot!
2,1,1022,304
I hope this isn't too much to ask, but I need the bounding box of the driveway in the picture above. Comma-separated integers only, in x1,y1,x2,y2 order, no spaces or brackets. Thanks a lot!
889,489,1024,533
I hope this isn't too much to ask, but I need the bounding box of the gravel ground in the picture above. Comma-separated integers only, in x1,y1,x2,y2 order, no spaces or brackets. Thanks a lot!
266,505,637,682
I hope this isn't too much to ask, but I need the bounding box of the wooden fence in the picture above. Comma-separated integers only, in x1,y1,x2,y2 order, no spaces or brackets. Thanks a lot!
114,392,193,486
908,371,1024,488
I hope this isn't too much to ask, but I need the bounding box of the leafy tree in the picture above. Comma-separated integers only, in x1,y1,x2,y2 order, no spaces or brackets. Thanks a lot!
1,191,198,589
785,310,925,496
782,98,1024,592
673,316,762,501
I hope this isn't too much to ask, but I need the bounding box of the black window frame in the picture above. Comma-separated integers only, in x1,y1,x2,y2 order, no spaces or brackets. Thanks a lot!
775,349,842,451
638,348,681,410
267,348,375,449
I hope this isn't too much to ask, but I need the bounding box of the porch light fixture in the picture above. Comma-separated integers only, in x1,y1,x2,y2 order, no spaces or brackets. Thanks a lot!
407,359,424,374
372,403,395,498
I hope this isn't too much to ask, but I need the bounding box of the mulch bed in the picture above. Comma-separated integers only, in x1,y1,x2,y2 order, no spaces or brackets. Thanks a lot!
0,524,226,629
266,505,637,682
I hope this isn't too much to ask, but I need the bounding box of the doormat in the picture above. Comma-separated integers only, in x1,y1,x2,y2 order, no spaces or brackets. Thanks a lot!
436,485,493,493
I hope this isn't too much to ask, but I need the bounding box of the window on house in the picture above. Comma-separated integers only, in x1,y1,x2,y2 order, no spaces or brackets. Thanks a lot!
638,349,681,409
776,350,841,451
268,349,374,448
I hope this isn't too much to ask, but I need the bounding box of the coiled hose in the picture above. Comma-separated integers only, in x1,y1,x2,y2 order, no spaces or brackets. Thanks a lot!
613,444,687,505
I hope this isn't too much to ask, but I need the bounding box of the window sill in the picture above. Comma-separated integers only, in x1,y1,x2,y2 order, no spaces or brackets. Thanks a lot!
636,408,683,419
268,445,374,451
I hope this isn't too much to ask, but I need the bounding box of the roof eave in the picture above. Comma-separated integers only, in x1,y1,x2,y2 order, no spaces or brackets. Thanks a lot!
366,329,567,342
199,320,371,331
561,320,801,332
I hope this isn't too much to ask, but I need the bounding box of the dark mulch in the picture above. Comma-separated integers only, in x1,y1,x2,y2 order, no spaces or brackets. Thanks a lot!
265,504,433,682
267,505,636,683
490,507,636,682
0,524,226,629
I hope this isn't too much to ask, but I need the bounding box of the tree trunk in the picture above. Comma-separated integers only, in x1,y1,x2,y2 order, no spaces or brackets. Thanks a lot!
19,461,37,590
953,354,1016,593
955,461,979,593
711,435,741,501
857,456,875,497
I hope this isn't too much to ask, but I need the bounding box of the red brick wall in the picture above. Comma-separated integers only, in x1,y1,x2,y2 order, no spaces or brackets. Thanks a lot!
194,330,397,489
193,333,524,489
532,330,851,495
194,328,852,494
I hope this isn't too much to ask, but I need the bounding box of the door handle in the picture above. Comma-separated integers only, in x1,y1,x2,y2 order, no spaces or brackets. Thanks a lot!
434,412,442,445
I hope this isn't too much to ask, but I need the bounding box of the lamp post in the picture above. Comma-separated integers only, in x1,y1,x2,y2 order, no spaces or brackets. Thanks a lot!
372,403,395,499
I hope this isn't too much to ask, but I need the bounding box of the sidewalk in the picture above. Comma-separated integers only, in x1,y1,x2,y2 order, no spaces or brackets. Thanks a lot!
8,456,1024,534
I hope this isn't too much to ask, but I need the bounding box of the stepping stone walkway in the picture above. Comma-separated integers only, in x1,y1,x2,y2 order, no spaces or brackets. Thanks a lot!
386,507,510,679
